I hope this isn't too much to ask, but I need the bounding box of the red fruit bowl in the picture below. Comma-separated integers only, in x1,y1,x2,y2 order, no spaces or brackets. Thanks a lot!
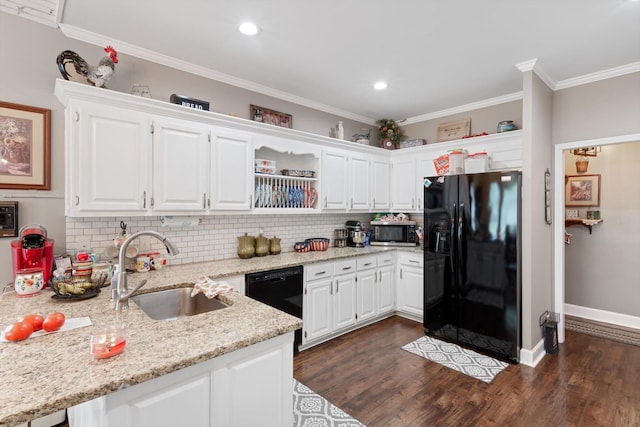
306,238,329,251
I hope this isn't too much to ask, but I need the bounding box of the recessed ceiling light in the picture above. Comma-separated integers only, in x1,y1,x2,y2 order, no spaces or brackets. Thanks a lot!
374,81,388,90
239,22,260,36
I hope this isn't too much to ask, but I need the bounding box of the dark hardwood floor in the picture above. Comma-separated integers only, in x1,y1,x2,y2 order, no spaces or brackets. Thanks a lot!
294,316,640,427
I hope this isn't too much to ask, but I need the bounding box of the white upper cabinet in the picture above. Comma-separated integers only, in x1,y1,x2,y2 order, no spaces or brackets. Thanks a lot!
151,119,210,212
349,153,370,210
67,101,151,216
210,128,253,210
55,79,523,217
391,155,417,211
371,155,391,210
322,149,349,210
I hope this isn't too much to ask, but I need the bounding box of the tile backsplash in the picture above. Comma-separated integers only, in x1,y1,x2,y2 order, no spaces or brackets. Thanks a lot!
66,213,382,265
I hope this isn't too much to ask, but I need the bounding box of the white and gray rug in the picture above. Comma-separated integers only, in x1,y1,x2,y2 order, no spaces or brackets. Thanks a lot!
293,379,366,427
402,336,509,384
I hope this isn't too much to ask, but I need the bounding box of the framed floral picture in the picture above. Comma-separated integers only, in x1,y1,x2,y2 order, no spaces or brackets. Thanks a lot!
565,174,600,207
0,101,51,190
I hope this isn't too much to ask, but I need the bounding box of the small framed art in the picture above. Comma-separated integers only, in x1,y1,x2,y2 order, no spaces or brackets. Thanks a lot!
565,174,600,207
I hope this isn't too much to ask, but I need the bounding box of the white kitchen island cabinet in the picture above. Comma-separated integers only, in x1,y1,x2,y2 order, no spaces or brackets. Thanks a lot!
68,333,294,427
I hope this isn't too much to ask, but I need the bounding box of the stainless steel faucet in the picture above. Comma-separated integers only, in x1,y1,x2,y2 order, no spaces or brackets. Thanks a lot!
114,230,179,311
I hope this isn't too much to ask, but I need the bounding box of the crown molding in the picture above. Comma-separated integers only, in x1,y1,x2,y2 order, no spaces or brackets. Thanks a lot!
555,62,640,90
57,25,639,127
515,58,556,89
58,24,377,126
403,92,523,125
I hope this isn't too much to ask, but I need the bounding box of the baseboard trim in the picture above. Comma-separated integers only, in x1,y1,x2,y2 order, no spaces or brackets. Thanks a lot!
564,304,640,330
519,338,545,367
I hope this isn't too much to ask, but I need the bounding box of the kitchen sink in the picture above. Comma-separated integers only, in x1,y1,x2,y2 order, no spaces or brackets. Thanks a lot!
131,287,229,320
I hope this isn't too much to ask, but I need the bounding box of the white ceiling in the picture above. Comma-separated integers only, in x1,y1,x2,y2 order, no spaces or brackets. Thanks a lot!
58,0,640,124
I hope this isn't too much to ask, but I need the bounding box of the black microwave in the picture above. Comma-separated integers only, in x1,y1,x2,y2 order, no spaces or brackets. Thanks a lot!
370,221,418,247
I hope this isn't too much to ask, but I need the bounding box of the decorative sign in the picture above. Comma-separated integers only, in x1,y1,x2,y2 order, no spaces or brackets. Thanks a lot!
437,118,471,142
250,104,292,129
170,94,210,111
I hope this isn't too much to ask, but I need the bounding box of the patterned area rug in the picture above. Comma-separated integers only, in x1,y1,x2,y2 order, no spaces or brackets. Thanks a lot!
402,335,509,384
293,379,366,427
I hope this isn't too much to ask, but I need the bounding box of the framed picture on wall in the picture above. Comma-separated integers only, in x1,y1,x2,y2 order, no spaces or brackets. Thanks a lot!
0,101,51,190
565,174,600,207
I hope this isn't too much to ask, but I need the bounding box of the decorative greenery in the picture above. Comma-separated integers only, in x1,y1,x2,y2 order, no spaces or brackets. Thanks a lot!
376,119,405,147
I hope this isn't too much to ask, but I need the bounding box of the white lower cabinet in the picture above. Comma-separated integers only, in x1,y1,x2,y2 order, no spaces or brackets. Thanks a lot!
332,259,358,331
303,253,398,349
302,260,358,347
376,253,396,315
396,252,424,319
67,333,294,427
356,256,377,324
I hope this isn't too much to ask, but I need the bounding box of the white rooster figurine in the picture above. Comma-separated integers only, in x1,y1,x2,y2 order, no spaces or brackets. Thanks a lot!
57,45,119,88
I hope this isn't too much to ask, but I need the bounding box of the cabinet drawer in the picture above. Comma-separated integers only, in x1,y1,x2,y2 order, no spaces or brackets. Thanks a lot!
399,253,423,268
357,255,377,271
333,259,357,275
377,253,395,266
305,262,333,280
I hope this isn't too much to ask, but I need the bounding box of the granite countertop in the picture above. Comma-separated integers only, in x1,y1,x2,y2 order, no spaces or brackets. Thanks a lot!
0,246,419,426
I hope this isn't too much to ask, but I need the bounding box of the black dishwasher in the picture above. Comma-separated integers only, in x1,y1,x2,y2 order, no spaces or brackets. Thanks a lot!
245,265,303,350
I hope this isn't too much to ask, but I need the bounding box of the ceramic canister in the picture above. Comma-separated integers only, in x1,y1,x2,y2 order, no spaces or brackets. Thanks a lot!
14,268,44,297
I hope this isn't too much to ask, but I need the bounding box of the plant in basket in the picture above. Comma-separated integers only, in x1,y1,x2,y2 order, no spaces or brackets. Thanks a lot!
376,119,405,149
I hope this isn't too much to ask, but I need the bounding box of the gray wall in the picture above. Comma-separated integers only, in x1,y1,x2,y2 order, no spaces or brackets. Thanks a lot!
402,100,523,143
520,71,554,349
553,72,640,319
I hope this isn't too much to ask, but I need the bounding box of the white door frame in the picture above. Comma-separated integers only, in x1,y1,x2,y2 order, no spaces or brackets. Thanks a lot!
553,132,640,343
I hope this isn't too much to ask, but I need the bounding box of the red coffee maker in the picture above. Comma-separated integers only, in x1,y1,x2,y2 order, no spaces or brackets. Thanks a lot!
11,224,55,286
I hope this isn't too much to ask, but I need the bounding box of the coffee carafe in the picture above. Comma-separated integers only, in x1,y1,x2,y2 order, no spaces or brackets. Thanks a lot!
10,224,55,286
346,220,366,248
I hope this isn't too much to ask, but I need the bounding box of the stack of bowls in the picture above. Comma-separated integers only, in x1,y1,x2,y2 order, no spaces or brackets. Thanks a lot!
72,260,93,281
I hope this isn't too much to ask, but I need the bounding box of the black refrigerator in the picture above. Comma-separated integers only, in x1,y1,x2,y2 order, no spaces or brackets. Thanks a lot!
423,171,521,362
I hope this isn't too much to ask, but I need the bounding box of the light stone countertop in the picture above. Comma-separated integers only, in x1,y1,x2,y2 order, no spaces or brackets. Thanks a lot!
0,246,419,426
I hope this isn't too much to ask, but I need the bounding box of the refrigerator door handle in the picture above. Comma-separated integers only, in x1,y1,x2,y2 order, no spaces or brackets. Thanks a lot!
458,202,465,268
449,202,457,273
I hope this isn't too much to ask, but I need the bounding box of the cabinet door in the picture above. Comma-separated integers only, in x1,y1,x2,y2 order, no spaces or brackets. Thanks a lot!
152,119,210,211
391,156,417,211
303,278,333,343
349,154,370,210
377,265,395,314
212,336,293,427
416,154,437,211
356,269,376,323
126,373,210,427
322,150,349,210
372,156,391,210
397,260,424,317
210,128,253,210
72,103,151,214
333,273,357,331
